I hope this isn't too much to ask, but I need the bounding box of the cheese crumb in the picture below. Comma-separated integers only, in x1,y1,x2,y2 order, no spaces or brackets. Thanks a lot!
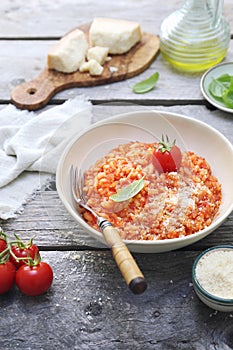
109,66,118,73
196,249,233,299
80,59,104,76
79,62,90,73
87,46,109,65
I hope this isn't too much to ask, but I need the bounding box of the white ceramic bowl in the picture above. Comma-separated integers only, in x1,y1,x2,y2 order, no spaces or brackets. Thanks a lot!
56,110,233,253
192,246,233,312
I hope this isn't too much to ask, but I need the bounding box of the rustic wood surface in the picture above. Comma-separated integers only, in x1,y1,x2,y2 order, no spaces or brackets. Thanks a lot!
11,24,159,110
1,1,233,350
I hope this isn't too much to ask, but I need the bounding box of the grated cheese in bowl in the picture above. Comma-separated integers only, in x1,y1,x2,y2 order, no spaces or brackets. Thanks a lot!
192,246,233,312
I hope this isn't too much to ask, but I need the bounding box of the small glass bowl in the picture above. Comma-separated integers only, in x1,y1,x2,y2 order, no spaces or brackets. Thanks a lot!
192,245,233,312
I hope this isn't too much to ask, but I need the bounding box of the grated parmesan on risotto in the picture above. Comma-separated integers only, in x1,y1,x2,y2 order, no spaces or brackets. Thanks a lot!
81,141,222,240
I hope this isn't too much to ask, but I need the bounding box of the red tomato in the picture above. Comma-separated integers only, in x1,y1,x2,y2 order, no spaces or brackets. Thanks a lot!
0,261,16,294
10,244,40,269
16,262,53,296
152,136,182,173
0,238,7,254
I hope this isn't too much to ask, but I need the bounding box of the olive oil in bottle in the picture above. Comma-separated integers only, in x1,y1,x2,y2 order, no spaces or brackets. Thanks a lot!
160,0,230,73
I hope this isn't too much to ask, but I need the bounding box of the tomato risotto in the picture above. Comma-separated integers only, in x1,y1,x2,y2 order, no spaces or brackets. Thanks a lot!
81,141,222,240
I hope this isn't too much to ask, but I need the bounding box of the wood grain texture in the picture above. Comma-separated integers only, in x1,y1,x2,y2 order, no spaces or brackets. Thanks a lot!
1,0,232,105
0,250,233,350
1,0,232,38
2,40,233,104
1,1,233,348
10,23,159,110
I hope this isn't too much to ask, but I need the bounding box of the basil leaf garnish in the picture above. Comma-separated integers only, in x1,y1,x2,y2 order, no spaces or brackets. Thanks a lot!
132,72,159,94
109,176,145,202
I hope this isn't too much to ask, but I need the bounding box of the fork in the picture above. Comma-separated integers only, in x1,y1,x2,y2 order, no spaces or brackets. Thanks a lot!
70,165,147,294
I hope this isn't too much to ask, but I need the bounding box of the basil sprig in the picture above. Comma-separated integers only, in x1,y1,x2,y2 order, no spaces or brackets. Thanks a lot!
109,176,145,202
132,72,159,94
208,73,233,109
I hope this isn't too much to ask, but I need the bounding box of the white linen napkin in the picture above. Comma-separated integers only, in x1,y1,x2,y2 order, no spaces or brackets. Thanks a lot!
0,96,92,220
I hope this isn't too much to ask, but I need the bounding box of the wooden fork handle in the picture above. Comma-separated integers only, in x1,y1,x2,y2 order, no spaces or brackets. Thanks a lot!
101,224,147,294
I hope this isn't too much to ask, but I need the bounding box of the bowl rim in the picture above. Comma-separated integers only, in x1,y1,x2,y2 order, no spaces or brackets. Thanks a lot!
192,245,233,305
56,109,233,249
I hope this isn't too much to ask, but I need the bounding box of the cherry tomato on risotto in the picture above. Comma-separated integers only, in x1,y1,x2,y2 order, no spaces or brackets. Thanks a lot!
16,262,53,296
0,261,16,294
152,135,182,173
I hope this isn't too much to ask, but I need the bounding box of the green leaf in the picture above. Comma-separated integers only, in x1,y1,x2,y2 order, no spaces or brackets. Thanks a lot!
229,76,233,92
222,89,233,108
132,72,159,94
209,77,228,98
109,177,145,202
215,73,231,83
208,73,233,109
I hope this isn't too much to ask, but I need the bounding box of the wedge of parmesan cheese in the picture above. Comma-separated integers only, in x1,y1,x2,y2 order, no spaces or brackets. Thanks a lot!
89,18,142,54
80,59,104,76
47,29,88,73
87,46,109,65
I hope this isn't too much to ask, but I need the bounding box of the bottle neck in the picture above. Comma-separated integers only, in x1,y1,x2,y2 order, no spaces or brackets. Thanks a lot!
180,0,222,26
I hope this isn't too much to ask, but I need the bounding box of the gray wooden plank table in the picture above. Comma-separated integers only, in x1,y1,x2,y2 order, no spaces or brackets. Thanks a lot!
0,1,233,349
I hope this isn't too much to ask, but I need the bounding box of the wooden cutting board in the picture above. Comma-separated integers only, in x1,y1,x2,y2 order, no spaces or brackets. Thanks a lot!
11,23,160,110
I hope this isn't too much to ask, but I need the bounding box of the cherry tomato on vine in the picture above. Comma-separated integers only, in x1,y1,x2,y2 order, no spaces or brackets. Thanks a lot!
0,231,8,255
16,262,53,296
0,238,7,254
10,241,40,269
152,135,182,173
0,261,16,295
